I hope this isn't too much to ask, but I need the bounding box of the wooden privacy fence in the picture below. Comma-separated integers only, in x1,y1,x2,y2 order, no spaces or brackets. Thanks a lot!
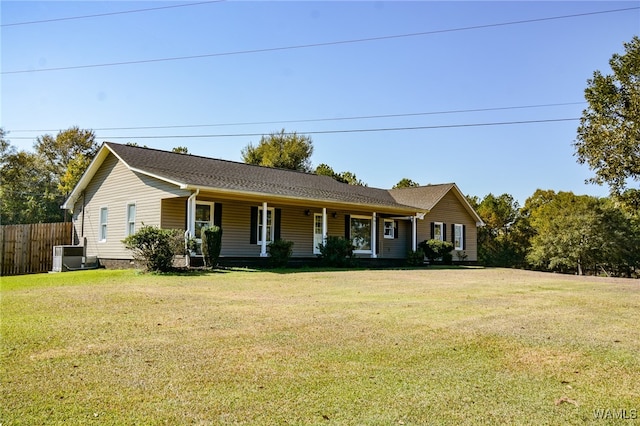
1,222,73,276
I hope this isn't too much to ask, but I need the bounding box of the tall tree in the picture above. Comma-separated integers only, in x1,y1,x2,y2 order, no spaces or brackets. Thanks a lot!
314,163,367,186
474,193,525,267
1,127,99,224
393,178,420,189
242,129,314,172
574,36,640,196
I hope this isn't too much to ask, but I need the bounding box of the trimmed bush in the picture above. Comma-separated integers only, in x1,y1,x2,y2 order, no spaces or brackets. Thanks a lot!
201,226,223,268
406,248,425,266
317,236,354,268
418,239,454,264
267,239,294,268
122,225,182,272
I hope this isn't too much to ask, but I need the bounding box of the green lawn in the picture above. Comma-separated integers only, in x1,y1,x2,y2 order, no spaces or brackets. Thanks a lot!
1,268,638,425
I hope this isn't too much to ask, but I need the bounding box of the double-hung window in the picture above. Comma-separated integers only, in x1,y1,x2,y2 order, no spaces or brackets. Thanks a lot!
99,207,108,241
383,219,395,239
257,207,274,244
454,224,464,250
126,203,136,236
433,222,443,241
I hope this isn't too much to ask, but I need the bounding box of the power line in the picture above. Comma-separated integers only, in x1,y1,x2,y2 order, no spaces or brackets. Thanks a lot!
5,117,577,140
1,1,224,27
4,6,637,75
7,102,585,133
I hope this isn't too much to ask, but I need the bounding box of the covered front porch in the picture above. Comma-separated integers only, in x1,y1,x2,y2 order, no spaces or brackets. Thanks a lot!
161,190,425,262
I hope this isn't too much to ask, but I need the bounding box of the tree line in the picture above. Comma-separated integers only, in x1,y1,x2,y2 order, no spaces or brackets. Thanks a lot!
1,37,637,276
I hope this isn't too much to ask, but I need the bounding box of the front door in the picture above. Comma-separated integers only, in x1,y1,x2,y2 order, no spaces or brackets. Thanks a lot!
194,202,214,254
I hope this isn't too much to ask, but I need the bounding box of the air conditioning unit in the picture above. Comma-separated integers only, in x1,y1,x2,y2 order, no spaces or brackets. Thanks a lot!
52,245,85,272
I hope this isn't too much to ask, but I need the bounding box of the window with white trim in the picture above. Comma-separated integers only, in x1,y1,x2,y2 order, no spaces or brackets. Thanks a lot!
383,219,395,239
351,215,372,253
454,224,464,250
257,207,274,244
99,207,108,241
433,222,443,241
126,203,136,236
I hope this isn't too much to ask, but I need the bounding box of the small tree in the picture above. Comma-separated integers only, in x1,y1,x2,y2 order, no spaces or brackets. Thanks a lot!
317,236,354,267
418,239,454,264
267,239,294,268
201,226,223,268
122,225,181,272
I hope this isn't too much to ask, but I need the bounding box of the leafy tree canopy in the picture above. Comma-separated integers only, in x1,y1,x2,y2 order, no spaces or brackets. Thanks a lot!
1,127,99,224
574,36,640,196
393,178,420,189
314,163,367,186
242,129,314,172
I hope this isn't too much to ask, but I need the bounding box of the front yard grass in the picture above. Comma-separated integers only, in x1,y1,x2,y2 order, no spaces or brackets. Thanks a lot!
1,268,638,425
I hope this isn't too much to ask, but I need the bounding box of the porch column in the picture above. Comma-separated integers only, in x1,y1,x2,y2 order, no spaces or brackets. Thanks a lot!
186,189,199,238
260,201,268,257
412,216,417,251
371,212,377,259
322,207,328,244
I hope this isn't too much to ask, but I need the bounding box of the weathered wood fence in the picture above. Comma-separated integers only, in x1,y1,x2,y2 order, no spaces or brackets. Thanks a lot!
1,222,73,276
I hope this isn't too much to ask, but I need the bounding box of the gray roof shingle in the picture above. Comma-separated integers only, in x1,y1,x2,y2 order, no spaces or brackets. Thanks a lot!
106,142,418,211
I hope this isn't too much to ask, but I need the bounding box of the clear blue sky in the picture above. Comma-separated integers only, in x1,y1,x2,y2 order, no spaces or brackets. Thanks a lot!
2,1,638,204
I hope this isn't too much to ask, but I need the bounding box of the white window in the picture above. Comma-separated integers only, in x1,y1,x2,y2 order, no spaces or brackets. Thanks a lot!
126,203,136,236
313,214,323,254
433,222,443,241
351,215,372,253
257,207,274,244
383,219,395,239
195,202,214,239
99,207,108,241
454,224,464,250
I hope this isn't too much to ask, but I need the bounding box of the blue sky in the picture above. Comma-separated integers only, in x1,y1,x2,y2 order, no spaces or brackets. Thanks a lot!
2,1,638,204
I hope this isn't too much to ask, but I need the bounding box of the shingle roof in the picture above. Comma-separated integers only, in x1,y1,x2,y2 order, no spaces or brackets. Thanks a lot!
388,183,455,210
389,183,484,224
105,142,418,211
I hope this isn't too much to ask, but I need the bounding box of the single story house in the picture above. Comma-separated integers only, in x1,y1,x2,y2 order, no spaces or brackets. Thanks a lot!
62,142,483,267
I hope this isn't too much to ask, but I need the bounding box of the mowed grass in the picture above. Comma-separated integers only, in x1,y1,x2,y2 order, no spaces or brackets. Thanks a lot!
1,267,639,425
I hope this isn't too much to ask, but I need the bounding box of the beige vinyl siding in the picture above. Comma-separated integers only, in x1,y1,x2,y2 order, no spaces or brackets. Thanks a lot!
77,153,190,260
161,197,187,230
183,199,409,259
416,191,478,261
377,219,411,259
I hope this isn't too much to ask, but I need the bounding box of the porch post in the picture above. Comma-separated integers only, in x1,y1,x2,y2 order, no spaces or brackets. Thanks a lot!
412,216,417,251
322,207,328,244
186,189,199,238
371,212,377,259
260,201,268,257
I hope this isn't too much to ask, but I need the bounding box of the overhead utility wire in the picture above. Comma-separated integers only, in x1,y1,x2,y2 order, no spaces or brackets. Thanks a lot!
1,1,224,27
8,102,585,133
4,7,637,75
80,117,579,140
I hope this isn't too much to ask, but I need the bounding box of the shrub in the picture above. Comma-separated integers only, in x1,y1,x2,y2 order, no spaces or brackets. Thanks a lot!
122,225,182,272
201,226,223,268
317,236,354,267
406,248,425,266
267,239,294,268
418,239,454,263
